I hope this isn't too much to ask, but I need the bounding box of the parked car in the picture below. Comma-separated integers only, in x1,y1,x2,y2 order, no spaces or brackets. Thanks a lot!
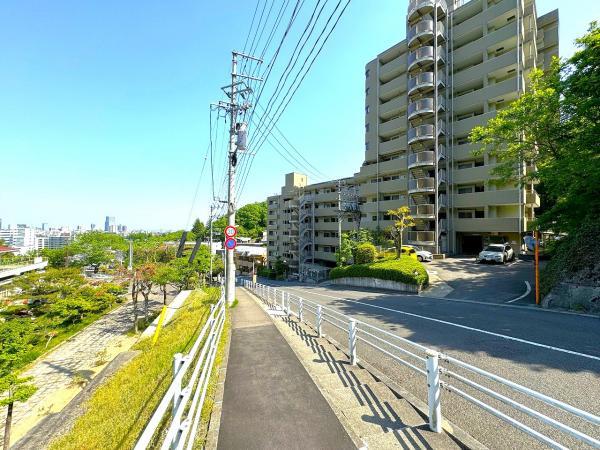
477,243,515,264
405,245,433,263
400,246,418,260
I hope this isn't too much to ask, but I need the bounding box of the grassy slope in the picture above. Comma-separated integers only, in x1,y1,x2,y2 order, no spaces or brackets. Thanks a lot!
49,288,222,450
329,256,429,286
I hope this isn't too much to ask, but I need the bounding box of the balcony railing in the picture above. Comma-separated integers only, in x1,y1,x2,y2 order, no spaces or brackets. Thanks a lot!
407,46,445,71
409,177,436,193
410,204,435,218
408,120,446,144
408,150,436,169
408,71,445,95
408,20,445,46
408,0,446,21
407,96,445,120
407,230,436,245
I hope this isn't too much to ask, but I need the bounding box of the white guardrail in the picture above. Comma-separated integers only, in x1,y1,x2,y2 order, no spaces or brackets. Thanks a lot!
135,289,226,450
243,280,600,450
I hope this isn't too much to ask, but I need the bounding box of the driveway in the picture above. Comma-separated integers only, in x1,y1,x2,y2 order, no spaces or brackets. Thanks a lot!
426,257,535,304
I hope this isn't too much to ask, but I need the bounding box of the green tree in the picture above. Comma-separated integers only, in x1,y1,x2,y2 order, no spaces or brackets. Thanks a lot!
470,23,600,234
209,201,268,240
354,243,377,264
0,321,37,450
336,229,373,266
191,219,207,241
152,263,176,304
386,207,415,259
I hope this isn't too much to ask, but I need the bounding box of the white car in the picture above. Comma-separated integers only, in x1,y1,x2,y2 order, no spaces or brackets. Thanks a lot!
406,245,433,263
478,244,515,264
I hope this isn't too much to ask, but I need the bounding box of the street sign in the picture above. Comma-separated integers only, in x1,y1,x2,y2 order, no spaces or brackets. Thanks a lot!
224,225,237,238
225,238,237,250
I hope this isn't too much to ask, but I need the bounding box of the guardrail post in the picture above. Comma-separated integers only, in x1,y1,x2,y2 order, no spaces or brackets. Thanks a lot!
298,298,303,322
348,319,357,365
426,350,442,433
284,292,290,315
172,353,184,415
316,305,322,338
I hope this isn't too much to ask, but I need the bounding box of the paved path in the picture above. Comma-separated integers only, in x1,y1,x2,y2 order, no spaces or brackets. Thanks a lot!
217,289,355,450
257,280,600,450
0,291,172,446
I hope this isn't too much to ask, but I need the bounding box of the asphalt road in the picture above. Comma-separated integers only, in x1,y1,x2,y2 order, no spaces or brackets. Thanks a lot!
254,280,600,450
427,257,536,304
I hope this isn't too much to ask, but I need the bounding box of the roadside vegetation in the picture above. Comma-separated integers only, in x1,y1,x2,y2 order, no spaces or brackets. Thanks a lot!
48,288,227,450
330,258,428,287
470,23,600,305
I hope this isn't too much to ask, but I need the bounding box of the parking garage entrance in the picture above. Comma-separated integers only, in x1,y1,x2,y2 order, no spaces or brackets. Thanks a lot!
458,234,483,255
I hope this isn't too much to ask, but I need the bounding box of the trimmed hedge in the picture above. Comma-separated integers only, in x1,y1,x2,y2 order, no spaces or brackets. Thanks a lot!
330,257,429,287
355,243,377,264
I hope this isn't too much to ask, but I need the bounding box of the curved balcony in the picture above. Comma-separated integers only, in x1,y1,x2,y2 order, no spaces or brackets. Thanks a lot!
408,150,436,169
408,20,445,48
407,71,446,96
407,96,445,120
407,230,436,246
407,0,446,22
409,177,436,194
408,124,435,144
408,46,446,73
410,204,435,219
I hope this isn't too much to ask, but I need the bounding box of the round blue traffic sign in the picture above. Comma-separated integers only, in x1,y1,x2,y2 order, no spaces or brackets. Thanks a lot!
225,238,237,250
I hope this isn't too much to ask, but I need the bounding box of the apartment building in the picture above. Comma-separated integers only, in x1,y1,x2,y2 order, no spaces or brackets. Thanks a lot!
267,0,558,274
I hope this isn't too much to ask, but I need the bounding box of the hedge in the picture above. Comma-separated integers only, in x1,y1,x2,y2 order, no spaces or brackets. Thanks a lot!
354,243,377,264
330,257,429,287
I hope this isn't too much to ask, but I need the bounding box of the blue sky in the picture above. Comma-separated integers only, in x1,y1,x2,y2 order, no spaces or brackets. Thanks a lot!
1,0,597,231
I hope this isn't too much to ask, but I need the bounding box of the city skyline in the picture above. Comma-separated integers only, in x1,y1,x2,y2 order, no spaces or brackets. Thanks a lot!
1,0,596,230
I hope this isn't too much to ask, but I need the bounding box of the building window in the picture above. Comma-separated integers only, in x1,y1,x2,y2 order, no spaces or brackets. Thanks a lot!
365,123,370,133
365,69,370,78
365,87,370,96
365,105,370,114
475,210,485,218
365,142,369,151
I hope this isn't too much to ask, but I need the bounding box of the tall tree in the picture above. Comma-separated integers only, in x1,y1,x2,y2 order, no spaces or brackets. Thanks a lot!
0,321,37,450
386,207,415,259
191,219,207,241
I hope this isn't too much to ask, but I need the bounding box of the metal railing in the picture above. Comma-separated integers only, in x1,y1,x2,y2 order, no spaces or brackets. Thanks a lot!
242,280,600,449
135,290,226,450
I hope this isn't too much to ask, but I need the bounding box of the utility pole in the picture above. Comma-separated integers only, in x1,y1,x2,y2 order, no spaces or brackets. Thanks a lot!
337,180,342,259
128,239,133,271
214,50,262,305
209,204,213,285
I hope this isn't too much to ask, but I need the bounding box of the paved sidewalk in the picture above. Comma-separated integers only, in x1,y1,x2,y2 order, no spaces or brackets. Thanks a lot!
217,288,356,450
1,289,174,446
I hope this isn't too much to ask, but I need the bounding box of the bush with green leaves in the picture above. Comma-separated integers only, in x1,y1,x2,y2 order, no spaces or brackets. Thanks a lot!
354,243,377,264
330,257,428,287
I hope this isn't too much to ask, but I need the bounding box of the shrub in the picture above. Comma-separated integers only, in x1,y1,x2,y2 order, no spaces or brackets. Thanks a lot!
354,243,377,264
330,257,428,287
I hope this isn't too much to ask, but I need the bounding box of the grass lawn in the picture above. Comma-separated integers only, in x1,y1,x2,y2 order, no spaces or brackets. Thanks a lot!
329,256,429,287
48,287,229,450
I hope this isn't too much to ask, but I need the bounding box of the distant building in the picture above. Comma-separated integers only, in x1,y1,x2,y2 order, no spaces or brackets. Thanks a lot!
104,216,116,232
91,223,96,231
41,223,48,231
0,225,36,255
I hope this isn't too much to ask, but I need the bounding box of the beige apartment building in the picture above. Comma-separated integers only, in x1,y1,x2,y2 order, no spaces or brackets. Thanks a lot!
267,0,558,277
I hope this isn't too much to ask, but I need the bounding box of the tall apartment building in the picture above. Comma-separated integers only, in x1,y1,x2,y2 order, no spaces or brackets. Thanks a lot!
267,0,558,275
104,216,116,232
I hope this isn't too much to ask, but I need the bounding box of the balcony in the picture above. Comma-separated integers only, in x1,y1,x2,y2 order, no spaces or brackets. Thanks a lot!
453,217,523,233
379,135,407,155
379,74,407,101
410,204,435,219
526,191,540,207
379,115,406,138
407,120,445,145
453,189,521,208
408,71,445,96
407,0,446,22
407,96,445,120
407,46,445,72
409,177,435,194
380,96,407,120
408,150,435,169
408,20,445,47
380,55,407,83
407,230,436,246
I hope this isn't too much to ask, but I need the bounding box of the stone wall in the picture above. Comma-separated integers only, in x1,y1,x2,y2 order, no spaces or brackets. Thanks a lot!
330,277,420,293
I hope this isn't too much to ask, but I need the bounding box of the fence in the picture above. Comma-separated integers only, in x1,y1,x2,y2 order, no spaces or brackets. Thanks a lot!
135,289,226,450
243,280,600,449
